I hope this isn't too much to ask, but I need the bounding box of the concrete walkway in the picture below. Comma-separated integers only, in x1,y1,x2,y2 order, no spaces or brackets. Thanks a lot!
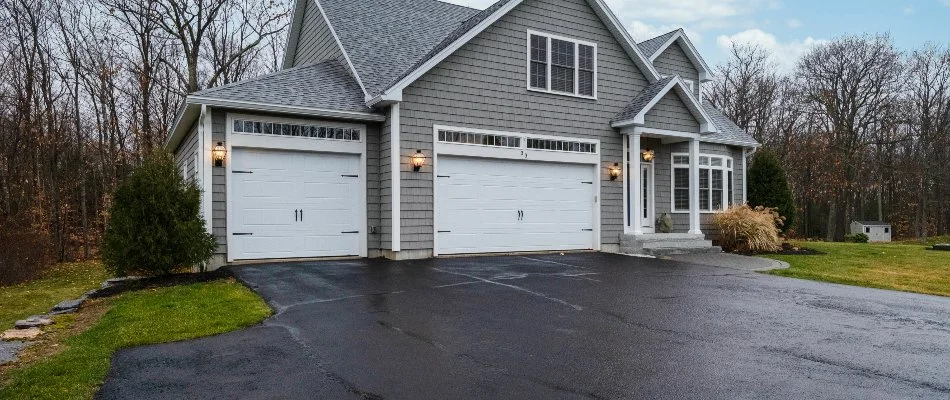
668,252,790,272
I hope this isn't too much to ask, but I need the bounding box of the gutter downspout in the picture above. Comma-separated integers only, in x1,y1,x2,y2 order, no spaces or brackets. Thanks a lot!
390,103,401,253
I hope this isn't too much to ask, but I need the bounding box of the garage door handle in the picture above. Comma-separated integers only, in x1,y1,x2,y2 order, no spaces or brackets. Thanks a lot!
300,210,303,222
295,209,299,222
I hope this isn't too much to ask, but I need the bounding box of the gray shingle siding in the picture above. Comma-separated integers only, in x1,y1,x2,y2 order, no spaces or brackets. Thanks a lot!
174,123,199,181
644,91,700,132
653,42,700,97
211,109,228,256
366,123,383,252
292,0,344,67
398,0,647,251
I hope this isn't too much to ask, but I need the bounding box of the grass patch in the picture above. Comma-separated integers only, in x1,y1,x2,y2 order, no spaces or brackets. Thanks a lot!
764,241,950,297
0,262,110,329
0,279,271,400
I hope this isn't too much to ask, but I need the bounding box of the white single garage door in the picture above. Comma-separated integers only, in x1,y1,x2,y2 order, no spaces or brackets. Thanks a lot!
231,148,361,260
436,156,596,255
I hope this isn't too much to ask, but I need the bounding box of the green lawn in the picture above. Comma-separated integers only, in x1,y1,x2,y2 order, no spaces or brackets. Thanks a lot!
0,262,110,329
0,280,271,400
764,241,950,297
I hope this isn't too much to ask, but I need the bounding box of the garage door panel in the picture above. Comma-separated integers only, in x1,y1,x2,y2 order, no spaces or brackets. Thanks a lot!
232,147,361,260
437,156,595,255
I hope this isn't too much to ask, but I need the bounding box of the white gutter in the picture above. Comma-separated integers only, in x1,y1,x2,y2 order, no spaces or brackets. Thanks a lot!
187,96,386,122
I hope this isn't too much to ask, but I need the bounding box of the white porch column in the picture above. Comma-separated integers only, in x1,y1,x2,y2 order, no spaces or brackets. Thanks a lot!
630,133,643,235
688,138,702,235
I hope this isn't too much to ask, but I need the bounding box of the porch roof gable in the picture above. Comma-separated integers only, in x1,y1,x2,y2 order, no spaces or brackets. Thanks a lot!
611,75,717,134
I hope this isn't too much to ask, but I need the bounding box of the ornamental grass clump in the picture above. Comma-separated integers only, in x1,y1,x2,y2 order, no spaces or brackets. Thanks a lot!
714,205,785,253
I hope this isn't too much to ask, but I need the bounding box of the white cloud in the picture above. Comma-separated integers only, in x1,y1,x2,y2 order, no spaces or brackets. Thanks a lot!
787,18,802,28
629,20,703,44
717,29,826,72
605,0,778,30
903,6,916,15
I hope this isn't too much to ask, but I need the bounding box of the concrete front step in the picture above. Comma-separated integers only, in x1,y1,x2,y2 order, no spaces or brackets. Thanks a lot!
619,233,719,257
644,246,722,257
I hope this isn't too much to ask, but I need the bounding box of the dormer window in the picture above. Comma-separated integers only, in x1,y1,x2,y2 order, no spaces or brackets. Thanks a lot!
527,30,597,99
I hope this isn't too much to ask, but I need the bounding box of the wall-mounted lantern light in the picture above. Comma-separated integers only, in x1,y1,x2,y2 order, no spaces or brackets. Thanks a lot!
641,149,655,162
212,142,227,167
410,150,427,172
608,163,622,181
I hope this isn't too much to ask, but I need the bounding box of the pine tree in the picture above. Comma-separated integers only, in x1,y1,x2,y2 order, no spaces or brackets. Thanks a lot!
747,150,795,231
102,153,217,276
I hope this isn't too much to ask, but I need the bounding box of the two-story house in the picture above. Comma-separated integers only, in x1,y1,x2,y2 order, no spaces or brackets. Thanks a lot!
166,0,759,269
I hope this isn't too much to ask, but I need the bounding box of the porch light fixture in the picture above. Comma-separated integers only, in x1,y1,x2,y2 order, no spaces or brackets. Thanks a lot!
410,150,427,172
641,149,655,162
608,163,622,180
212,142,227,167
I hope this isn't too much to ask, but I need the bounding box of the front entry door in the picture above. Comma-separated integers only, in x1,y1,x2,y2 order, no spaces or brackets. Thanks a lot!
640,163,655,233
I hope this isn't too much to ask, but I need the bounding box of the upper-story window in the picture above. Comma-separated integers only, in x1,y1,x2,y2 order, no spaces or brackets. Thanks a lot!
527,30,597,99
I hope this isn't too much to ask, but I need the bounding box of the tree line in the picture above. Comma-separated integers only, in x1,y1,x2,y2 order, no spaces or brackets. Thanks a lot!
2,1,947,273
0,0,289,276
708,35,950,241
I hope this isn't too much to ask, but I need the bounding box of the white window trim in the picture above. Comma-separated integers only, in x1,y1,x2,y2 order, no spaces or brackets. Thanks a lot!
671,152,733,214
526,29,598,100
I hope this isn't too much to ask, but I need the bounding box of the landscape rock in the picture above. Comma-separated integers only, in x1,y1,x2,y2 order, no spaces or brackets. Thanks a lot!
101,276,143,288
0,341,27,364
50,297,86,314
2,328,42,341
14,315,54,329
934,244,950,252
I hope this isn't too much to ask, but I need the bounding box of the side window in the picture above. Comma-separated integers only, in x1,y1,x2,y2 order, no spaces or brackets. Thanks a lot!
865,227,871,234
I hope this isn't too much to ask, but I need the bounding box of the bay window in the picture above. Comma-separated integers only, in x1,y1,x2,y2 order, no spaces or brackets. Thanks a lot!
672,153,733,212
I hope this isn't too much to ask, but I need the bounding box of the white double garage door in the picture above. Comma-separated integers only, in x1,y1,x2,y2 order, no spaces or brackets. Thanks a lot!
229,134,598,260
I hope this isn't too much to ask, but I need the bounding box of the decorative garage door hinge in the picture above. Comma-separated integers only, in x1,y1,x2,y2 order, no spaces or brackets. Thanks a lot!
437,230,452,233
341,174,359,178
341,231,360,234
437,175,451,178
582,229,594,232
581,181,593,184
232,232,253,236
232,170,253,174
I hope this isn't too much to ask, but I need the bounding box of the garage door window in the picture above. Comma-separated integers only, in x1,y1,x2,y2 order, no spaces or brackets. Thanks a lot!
233,119,360,141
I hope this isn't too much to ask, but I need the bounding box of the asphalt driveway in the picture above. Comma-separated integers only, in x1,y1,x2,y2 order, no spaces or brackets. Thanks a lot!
98,253,950,399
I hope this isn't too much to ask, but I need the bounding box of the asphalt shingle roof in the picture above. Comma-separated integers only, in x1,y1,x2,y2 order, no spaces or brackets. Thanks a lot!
192,60,377,114
701,102,759,146
319,0,480,96
612,76,675,123
854,221,890,226
637,30,678,59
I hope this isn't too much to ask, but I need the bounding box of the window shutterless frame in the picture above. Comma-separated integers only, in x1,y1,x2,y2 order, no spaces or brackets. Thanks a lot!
525,29,597,100
671,152,733,214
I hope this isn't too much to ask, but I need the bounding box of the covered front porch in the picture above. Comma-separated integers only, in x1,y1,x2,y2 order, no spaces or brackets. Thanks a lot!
609,76,746,256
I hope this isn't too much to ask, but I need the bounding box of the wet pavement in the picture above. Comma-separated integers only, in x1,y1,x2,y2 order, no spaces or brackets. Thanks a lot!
97,252,950,399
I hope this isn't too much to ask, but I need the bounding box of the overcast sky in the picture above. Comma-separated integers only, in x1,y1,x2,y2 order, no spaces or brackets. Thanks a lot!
440,0,950,72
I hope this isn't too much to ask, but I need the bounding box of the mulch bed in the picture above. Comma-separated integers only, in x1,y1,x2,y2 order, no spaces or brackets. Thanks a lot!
733,243,825,256
89,269,233,299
